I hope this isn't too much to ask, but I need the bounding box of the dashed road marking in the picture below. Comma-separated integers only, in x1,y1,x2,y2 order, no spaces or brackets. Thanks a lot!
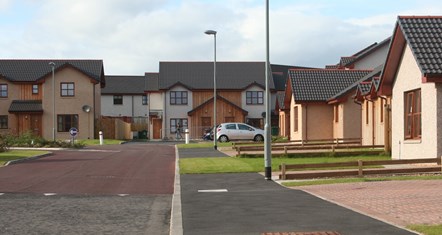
198,189,228,193
118,194,129,197
44,193,57,196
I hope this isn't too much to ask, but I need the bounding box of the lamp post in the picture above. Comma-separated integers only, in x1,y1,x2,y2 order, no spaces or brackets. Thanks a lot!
264,0,272,180
49,62,56,141
205,29,217,150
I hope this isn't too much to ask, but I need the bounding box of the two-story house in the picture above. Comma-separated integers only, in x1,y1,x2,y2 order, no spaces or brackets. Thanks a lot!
0,60,104,140
155,61,275,139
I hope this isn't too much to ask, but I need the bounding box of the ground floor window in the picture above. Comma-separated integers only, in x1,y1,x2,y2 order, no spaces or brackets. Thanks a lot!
170,118,188,133
404,89,421,140
58,114,78,132
246,118,263,129
0,115,7,129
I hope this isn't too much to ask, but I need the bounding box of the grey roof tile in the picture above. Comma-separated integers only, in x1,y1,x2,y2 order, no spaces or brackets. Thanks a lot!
159,61,274,90
145,73,159,91
0,59,104,83
289,69,372,102
276,91,285,109
8,100,43,113
102,75,146,94
399,16,442,74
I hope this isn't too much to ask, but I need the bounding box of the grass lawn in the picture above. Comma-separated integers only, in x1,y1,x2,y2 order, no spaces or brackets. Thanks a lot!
0,150,50,166
282,174,442,187
179,155,391,174
77,139,125,146
407,224,442,235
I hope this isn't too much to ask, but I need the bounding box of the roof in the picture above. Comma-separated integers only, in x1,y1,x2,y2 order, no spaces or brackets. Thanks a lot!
328,65,383,101
289,69,372,102
379,16,442,95
8,100,43,113
276,91,286,110
145,73,159,92
0,60,105,85
398,16,442,75
159,61,274,90
102,76,146,95
270,64,316,91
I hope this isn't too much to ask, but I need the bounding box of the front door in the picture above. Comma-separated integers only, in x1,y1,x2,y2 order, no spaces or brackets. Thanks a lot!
30,114,42,137
152,118,162,139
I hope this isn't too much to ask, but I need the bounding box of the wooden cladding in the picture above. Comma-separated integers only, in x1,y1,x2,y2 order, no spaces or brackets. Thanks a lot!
192,91,241,107
20,84,42,100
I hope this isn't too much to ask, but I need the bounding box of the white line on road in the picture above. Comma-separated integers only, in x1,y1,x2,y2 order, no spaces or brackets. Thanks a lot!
0,193,4,196
118,194,129,197
44,193,57,196
198,189,228,193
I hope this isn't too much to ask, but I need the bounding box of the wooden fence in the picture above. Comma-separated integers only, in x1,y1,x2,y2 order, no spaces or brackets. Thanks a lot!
279,158,442,180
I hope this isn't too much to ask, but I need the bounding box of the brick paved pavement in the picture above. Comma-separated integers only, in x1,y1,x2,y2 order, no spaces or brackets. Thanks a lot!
294,180,442,226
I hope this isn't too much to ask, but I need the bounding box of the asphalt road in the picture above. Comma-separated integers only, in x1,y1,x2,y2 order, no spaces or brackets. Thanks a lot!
0,142,176,235
180,173,415,235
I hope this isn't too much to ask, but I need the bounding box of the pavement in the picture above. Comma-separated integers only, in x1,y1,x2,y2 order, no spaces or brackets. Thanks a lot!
173,147,418,235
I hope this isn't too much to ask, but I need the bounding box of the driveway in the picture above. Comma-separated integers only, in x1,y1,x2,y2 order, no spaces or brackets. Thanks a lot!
0,142,176,234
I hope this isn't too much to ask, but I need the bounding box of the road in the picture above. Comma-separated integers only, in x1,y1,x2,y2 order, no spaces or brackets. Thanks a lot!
0,142,176,234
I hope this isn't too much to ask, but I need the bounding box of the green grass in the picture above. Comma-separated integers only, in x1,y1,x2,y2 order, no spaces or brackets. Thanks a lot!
179,155,391,174
281,175,442,187
77,139,125,146
407,224,442,235
177,142,232,148
0,150,50,166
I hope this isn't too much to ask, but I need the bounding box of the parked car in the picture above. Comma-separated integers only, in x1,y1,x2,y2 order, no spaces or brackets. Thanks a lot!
216,123,264,142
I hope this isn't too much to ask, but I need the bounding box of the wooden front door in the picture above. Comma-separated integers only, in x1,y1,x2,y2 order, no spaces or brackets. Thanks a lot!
30,114,42,137
201,117,211,136
18,114,42,137
152,118,162,139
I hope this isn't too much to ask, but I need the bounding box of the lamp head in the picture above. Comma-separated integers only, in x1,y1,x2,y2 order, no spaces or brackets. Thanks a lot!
204,30,217,35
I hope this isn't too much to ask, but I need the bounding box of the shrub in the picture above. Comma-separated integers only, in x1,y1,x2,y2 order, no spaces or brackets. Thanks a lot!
2,131,84,149
0,133,9,152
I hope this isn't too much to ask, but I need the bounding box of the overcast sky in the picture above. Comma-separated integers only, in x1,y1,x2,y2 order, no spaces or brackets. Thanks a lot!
1,0,442,75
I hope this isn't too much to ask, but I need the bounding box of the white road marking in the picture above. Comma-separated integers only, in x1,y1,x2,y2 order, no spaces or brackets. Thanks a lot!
0,193,4,196
198,189,228,193
44,193,57,196
118,194,129,197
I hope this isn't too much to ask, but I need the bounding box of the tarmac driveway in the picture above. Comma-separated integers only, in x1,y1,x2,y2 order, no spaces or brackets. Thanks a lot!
0,142,176,234
180,173,415,235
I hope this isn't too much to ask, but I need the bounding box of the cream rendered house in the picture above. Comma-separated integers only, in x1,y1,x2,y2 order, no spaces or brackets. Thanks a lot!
379,16,442,160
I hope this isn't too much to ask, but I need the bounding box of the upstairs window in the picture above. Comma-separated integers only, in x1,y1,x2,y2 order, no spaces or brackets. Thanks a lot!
113,95,123,105
404,89,421,140
246,91,263,104
0,84,7,98
32,84,39,94
170,91,188,105
142,95,148,105
61,83,75,97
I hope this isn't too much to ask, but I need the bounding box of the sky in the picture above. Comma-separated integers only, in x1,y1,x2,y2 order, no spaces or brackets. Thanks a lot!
1,0,442,75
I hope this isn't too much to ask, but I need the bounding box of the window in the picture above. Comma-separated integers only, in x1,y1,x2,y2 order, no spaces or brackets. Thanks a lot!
0,84,7,98
365,101,369,125
58,114,78,132
246,91,264,104
334,105,339,123
61,83,75,97
32,84,39,94
404,89,421,140
170,118,187,133
238,124,252,131
0,116,7,129
142,95,148,105
225,124,237,130
113,95,123,105
170,91,188,105
380,99,384,123
294,106,298,132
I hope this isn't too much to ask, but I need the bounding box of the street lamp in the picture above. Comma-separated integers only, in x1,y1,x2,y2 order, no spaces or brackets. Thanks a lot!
205,29,217,150
49,62,56,141
264,0,272,180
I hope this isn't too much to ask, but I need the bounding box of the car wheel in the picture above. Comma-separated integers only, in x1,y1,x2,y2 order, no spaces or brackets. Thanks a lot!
218,135,229,142
254,134,264,142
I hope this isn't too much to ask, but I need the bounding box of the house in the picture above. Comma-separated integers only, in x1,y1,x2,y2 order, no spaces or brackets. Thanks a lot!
285,69,372,141
378,16,442,159
0,60,105,140
155,61,276,139
354,66,391,150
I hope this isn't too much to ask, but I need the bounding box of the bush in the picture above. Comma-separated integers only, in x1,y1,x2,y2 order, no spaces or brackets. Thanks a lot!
2,131,85,149
0,133,9,152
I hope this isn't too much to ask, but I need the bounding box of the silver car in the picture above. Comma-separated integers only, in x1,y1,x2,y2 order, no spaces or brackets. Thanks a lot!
216,123,264,142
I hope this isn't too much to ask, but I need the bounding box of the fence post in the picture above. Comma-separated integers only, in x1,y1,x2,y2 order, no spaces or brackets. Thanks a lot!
284,146,287,155
358,160,363,177
237,147,241,156
281,163,286,180
331,145,335,153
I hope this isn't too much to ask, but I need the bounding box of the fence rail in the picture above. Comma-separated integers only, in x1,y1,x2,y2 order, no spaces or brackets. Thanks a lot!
279,158,442,180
